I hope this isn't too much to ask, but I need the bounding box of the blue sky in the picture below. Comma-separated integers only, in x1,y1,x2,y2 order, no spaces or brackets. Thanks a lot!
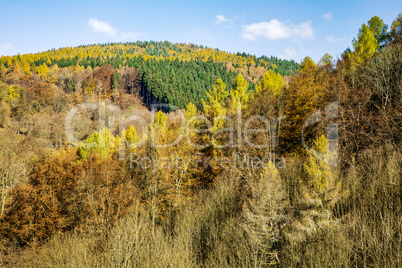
0,0,401,62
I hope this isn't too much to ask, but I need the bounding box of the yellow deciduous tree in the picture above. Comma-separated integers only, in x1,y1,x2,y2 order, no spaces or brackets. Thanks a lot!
229,74,250,111
202,78,228,111
300,56,316,70
352,23,378,65
255,70,285,96
367,16,388,47
77,127,116,159
202,78,229,133
303,135,340,202
318,53,333,69
36,62,49,78
122,125,140,151
185,102,197,121
281,57,336,154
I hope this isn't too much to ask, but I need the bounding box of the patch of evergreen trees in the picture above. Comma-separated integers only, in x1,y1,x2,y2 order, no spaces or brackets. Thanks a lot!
140,59,238,110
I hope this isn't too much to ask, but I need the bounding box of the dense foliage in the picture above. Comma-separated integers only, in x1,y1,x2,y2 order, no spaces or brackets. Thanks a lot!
0,12,401,268
0,41,300,112
140,59,238,110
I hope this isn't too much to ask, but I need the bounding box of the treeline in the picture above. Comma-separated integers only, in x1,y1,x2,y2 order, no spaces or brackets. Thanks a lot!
0,41,299,84
235,52,299,76
0,40,298,112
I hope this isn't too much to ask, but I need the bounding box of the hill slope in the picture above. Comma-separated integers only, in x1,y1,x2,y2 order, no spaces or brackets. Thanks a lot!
0,41,299,109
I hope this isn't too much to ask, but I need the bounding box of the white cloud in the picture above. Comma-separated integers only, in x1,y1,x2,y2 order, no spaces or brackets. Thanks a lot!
216,15,228,24
325,35,344,43
292,21,315,39
215,14,236,26
0,43,13,56
322,12,332,21
87,18,148,41
241,19,314,41
87,18,117,37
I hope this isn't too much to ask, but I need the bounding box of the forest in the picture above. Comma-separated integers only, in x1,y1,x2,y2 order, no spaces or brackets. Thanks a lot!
0,13,401,267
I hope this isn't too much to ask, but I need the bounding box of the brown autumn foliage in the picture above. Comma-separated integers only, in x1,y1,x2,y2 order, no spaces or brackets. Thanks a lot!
0,149,138,246
280,61,338,155
245,85,283,160
24,147,400,267
26,81,56,108
338,42,402,159
93,64,115,99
